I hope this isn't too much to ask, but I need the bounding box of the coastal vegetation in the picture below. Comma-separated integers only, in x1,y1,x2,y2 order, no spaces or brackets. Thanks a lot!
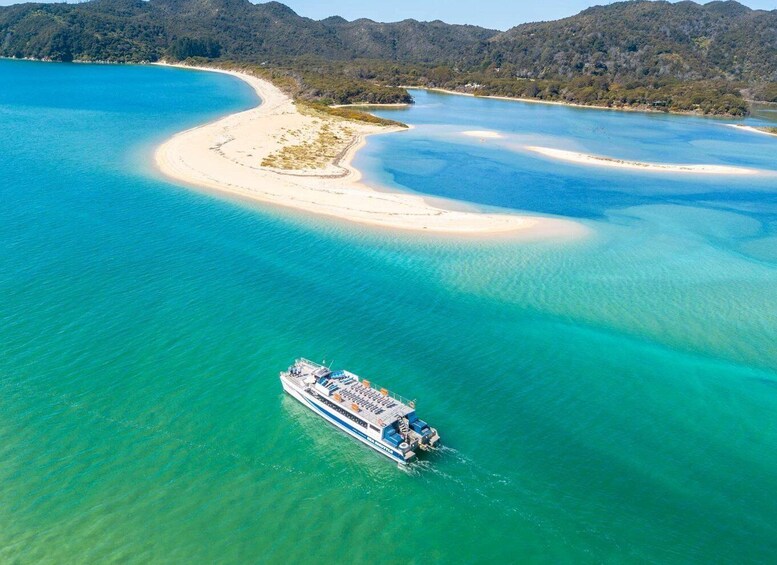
299,102,408,128
1,0,776,116
199,60,409,126
260,122,353,170
259,102,404,172
370,66,750,115
748,83,777,103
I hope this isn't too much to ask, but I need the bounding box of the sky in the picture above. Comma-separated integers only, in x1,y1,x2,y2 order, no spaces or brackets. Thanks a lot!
280,0,777,29
283,0,777,29
0,0,775,28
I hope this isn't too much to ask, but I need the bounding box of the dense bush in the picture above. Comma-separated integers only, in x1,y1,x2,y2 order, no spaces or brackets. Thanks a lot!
749,83,777,103
168,37,220,60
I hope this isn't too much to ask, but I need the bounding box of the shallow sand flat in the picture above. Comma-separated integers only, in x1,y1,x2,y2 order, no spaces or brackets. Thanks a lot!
462,130,504,139
154,65,586,237
726,124,777,138
525,146,761,175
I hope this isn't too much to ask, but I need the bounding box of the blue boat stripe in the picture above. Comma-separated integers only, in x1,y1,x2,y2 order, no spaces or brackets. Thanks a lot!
301,394,404,462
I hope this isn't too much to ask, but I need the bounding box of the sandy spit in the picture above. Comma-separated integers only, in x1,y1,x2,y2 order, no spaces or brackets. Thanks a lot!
154,64,587,238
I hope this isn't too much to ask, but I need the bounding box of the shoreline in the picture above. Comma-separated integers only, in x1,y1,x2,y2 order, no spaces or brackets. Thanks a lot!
414,86,744,118
0,57,761,120
330,102,411,109
154,63,587,238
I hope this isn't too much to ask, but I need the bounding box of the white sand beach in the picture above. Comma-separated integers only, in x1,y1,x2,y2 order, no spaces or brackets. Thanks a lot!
525,146,760,175
154,65,586,237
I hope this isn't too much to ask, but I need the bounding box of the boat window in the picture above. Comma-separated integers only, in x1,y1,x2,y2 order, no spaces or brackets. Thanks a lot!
316,394,368,428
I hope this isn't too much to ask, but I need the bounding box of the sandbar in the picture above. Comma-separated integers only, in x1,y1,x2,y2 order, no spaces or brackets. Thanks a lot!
462,130,504,139
726,124,777,138
154,64,585,237
525,146,760,175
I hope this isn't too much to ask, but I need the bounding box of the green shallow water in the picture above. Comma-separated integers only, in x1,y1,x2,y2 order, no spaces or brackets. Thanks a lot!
1,60,776,563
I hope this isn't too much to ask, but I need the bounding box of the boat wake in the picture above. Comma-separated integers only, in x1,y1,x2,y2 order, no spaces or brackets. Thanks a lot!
4,377,316,479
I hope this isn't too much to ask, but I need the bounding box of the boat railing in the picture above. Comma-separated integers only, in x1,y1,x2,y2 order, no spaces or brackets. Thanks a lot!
295,359,417,409
364,381,416,409
297,358,327,370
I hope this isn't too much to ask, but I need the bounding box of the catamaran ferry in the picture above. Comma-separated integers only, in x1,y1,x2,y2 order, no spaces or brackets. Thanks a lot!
280,359,440,465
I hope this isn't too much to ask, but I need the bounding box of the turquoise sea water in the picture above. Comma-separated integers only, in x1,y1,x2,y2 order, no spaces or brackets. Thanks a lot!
1,60,776,563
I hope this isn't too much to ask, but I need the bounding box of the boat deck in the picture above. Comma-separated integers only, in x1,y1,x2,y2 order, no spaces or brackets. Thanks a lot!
286,359,415,427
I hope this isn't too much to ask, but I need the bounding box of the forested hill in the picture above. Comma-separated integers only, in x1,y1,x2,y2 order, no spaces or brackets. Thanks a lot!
1,0,776,115
494,1,777,83
0,0,495,64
